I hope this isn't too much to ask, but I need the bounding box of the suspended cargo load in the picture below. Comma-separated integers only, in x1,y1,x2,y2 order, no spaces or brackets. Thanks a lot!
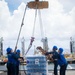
27,0,48,9
26,55,48,75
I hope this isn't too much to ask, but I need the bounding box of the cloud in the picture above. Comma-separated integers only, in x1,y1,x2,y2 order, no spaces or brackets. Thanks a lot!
0,0,75,54
58,0,75,12
0,0,10,38
40,0,74,39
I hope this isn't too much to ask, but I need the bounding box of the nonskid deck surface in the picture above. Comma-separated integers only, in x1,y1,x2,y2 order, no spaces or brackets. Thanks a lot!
0,64,75,75
0,70,75,75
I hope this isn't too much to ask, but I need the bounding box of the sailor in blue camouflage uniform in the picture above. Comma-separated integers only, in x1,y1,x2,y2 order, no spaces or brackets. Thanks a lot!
6,47,17,75
16,49,21,75
58,48,68,75
45,46,59,75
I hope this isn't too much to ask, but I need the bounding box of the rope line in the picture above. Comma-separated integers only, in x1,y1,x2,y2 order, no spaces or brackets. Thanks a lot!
32,6,38,37
38,9,44,38
14,4,28,51
25,5,38,55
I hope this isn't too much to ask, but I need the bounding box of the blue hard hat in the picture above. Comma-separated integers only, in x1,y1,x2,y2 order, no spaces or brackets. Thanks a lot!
59,48,63,53
6,47,12,53
53,46,58,50
16,49,20,53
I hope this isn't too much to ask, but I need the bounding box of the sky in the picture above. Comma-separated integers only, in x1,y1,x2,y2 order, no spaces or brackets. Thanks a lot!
0,0,75,55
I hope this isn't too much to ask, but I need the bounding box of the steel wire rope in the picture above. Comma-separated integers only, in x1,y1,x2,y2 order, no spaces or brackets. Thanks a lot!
25,5,38,55
32,7,38,37
38,9,45,39
38,0,49,39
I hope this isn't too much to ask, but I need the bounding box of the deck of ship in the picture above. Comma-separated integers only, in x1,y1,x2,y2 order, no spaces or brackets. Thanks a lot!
0,63,75,75
0,70,75,75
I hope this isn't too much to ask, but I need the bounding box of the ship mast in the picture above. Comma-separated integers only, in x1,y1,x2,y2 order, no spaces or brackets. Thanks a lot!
0,37,3,56
70,37,75,53
21,37,25,58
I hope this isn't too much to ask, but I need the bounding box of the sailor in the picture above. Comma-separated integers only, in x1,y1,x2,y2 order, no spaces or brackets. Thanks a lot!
6,47,16,75
37,46,59,75
45,46,59,75
58,48,68,75
16,49,24,75
16,49,21,75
